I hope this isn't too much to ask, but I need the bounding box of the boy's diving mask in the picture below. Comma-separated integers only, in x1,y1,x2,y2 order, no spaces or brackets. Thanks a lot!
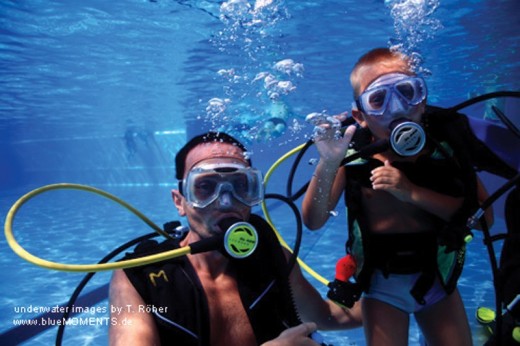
355,73,427,117
180,163,264,208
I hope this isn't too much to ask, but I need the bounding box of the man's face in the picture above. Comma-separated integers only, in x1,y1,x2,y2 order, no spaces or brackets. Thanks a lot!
173,142,252,239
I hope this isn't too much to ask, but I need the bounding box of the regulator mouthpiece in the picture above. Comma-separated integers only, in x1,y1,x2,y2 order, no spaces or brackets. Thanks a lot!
390,121,426,157
219,218,258,259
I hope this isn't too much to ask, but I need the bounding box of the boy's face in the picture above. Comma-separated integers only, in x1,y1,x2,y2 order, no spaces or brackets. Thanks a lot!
353,61,426,140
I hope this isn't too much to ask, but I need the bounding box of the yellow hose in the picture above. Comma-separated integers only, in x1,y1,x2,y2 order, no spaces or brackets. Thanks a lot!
4,183,194,272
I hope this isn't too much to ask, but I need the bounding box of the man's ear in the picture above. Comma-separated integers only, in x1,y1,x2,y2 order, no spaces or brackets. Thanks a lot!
171,189,186,216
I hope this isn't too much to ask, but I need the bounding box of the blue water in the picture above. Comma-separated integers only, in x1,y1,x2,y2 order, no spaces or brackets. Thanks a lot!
1,0,519,345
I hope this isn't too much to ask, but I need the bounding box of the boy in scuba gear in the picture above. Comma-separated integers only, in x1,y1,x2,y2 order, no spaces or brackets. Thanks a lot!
302,47,494,346
109,131,362,346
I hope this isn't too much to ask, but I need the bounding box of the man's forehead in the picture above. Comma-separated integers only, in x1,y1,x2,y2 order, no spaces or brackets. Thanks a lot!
185,142,247,172
198,141,245,156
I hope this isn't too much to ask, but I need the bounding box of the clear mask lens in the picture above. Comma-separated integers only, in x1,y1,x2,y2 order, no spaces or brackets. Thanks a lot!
183,163,263,208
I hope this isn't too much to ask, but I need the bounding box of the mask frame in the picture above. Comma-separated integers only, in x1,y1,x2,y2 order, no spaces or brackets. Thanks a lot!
180,163,264,208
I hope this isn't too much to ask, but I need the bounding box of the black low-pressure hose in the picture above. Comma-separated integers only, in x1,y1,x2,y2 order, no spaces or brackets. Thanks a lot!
492,105,520,139
286,140,313,200
468,173,520,231
449,91,520,113
56,226,180,346
265,193,303,275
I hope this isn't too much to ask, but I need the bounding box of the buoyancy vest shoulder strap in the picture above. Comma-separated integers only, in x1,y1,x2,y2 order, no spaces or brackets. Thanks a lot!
122,238,210,345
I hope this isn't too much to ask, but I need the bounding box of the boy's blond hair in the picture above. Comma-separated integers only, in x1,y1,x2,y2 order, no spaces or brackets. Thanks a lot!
350,48,412,97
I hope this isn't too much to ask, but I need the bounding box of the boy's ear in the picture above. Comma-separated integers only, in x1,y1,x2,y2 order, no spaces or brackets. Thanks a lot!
351,109,367,127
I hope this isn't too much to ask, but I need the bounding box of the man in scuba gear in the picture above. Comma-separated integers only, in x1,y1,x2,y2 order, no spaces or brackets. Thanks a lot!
302,47,494,346
109,131,362,346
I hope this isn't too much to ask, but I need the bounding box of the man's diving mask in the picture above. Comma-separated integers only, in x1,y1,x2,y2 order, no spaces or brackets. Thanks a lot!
180,163,264,208
355,73,427,117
